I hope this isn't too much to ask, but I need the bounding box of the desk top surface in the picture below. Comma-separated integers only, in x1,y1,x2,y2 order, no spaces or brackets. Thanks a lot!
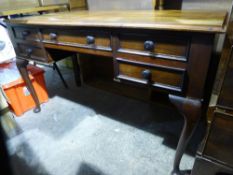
6,10,228,33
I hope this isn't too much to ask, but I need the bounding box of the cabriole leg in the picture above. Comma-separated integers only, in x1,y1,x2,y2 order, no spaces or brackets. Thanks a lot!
16,59,41,113
169,95,202,175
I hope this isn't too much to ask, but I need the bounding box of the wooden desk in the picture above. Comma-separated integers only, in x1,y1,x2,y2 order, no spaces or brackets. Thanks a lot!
5,10,227,175
0,5,67,18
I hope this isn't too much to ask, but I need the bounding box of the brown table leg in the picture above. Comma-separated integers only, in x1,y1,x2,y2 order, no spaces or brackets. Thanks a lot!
16,59,41,113
169,95,202,175
71,54,82,86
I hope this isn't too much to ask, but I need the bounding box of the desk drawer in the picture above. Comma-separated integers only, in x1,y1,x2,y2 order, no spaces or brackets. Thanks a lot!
118,33,190,62
16,43,49,62
41,29,111,50
115,53,187,69
13,27,39,41
115,58,186,93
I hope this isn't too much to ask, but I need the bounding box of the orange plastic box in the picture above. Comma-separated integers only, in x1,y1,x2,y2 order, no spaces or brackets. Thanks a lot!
2,65,49,116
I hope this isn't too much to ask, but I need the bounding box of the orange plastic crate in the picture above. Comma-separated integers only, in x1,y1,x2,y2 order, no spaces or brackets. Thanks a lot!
2,65,49,116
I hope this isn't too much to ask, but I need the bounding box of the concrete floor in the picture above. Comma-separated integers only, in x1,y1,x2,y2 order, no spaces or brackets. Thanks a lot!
3,65,203,175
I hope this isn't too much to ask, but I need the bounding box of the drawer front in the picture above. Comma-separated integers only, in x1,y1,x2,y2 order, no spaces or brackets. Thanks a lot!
118,33,190,61
41,29,111,50
13,27,39,41
115,58,186,93
16,43,49,62
204,111,233,166
115,53,187,70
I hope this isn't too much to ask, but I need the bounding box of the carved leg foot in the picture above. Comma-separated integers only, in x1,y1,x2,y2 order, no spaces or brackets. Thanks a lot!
16,59,41,113
71,54,82,86
169,95,202,175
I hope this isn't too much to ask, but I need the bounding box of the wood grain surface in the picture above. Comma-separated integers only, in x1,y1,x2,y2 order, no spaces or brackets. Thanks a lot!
6,10,228,33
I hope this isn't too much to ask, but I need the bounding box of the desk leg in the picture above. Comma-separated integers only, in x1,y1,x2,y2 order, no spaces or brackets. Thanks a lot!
169,95,201,175
71,54,81,86
16,59,41,113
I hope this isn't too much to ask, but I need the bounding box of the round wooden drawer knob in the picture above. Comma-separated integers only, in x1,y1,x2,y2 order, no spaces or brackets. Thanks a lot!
142,69,152,81
49,33,57,40
86,35,95,44
26,48,33,57
144,40,155,51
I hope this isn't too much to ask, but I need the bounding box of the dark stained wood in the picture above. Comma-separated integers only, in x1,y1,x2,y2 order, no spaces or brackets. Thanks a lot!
192,15,233,175
115,52,187,69
5,10,228,175
71,54,82,86
116,58,185,93
204,111,233,167
212,22,233,96
169,95,202,175
117,32,190,60
41,29,111,50
186,33,215,99
5,10,227,33
218,46,233,110
79,55,151,102
43,42,112,57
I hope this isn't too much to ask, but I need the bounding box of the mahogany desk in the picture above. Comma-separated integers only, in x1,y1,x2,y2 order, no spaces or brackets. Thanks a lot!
5,10,227,175
0,5,68,19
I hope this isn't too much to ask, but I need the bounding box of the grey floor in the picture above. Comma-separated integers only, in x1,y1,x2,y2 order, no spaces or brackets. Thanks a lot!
3,66,203,175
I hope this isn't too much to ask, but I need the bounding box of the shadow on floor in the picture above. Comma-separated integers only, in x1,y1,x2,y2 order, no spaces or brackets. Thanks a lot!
76,162,107,175
10,142,49,175
4,66,200,175
43,67,207,157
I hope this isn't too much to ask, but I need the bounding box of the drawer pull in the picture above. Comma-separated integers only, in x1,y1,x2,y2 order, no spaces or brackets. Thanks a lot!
49,33,57,40
22,31,30,37
26,48,33,57
141,69,152,81
144,40,155,51
86,35,95,44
